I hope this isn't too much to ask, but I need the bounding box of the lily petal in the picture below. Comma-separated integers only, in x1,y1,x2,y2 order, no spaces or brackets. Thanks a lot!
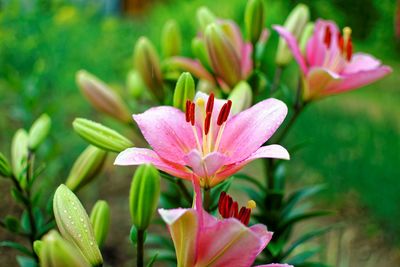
114,148,191,179
273,25,308,74
219,98,287,165
196,218,272,267
184,150,227,179
342,53,383,74
305,67,342,99
134,106,196,165
324,65,392,95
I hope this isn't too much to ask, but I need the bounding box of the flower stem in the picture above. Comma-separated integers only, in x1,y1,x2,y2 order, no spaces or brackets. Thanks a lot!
270,66,283,94
136,229,145,267
176,179,192,204
204,189,211,212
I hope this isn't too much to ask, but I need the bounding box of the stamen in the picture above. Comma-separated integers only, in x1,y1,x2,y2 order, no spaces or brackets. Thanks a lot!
343,27,353,61
185,100,191,122
190,102,195,126
323,26,332,48
338,33,344,53
206,93,215,114
217,103,227,126
247,200,256,209
346,37,353,61
204,112,211,135
218,191,254,226
222,100,232,123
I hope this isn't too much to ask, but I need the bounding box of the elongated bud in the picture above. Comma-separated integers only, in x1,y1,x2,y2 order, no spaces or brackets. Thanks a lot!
245,0,265,44
173,72,195,111
228,81,253,115
0,152,12,178
300,22,315,54
39,230,91,267
205,23,241,87
192,37,212,71
162,20,182,57
53,185,103,266
73,118,133,153
276,4,310,66
90,200,110,247
133,37,164,101
126,70,146,99
197,6,216,31
77,70,131,123
129,164,160,230
28,113,51,151
11,129,28,182
65,145,107,191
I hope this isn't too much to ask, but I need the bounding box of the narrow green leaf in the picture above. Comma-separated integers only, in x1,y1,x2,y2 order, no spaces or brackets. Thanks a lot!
287,248,321,265
146,253,158,267
0,241,33,256
232,173,265,189
16,255,37,267
278,211,333,232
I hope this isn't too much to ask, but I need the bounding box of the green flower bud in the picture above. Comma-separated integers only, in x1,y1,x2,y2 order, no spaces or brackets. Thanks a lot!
33,240,43,256
228,81,253,115
73,118,133,153
28,113,51,151
205,23,241,88
192,37,212,71
65,145,107,192
276,4,310,66
126,70,146,99
197,6,216,32
11,129,28,182
161,20,182,57
90,200,110,247
245,0,265,44
39,230,91,267
300,22,315,55
53,185,103,266
76,70,131,123
0,152,12,178
129,164,160,230
173,72,195,111
133,37,164,102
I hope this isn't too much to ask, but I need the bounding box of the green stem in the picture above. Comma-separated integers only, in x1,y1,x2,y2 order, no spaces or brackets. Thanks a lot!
136,229,145,267
204,189,211,212
270,66,283,94
176,179,192,204
25,151,38,261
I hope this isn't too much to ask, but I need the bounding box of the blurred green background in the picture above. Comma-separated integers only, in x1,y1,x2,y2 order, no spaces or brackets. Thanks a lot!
0,0,399,265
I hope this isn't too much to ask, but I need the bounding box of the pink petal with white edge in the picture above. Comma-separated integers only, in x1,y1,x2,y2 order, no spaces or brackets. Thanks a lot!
196,218,273,267
211,145,289,186
342,53,383,74
305,67,342,99
114,148,191,179
218,98,288,165
134,106,196,165
273,25,308,74
324,65,392,96
183,149,227,179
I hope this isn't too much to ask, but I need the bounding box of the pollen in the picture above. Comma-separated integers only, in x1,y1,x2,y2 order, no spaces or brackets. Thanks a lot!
246,200,256,209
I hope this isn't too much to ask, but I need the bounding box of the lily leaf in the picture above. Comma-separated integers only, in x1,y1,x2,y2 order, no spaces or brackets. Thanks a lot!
0,241,33,257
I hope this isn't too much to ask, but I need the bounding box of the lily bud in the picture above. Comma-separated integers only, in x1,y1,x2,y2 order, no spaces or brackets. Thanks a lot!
300,22,315,54
133,37,164,101
205,23,241,87
11,129,28,182
228,81,253,115
0,152,12,178
28,113,51,151
245,0,265,44
275,4,310,66
39,230,91,267
90,200,110,247
73,118,133,153
65,145,107,192
126,70,146,99
129,164,160,230
161,20,182,57
196,6,216,31
173,72,195,111
76,70,131,123
192,37,212,71
53,185,103,266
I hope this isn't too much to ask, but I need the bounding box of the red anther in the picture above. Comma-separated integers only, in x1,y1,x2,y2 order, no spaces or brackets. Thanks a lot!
217,103,227,126
346,37,353,61
338,33,344,53
230,201,239,218
204,112,212,135
185,100,191,122
190,102,195,126
218,192,227,216
218,191,252,226
323,26,332,48
222,100,232,123
206,93,215,114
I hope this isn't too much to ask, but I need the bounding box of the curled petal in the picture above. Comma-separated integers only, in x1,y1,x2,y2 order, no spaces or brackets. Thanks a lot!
342,53,383,74
114,148,191,179
134,106,196,165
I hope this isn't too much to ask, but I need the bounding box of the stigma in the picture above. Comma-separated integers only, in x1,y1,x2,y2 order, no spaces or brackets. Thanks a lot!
218,192,256,226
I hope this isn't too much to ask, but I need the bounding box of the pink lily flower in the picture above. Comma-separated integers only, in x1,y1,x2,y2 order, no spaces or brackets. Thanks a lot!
115,92,289,188
274,19,392,100
158,179,292,267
